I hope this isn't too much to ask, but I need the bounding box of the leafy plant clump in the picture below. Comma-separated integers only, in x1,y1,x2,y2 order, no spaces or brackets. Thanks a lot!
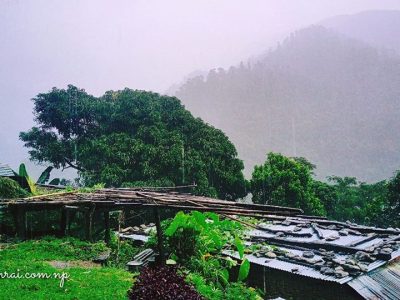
127,265,204,300
147,211,261,300
0,177,29,199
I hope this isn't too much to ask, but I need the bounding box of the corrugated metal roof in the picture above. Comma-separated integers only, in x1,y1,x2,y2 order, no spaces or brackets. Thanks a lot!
0,163,15,177
348,259,400,300
223,248,354,284
222,218,400,286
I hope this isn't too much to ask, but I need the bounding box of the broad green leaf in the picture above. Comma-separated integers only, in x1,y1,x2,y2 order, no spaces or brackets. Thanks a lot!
192,211,207,228
18,163,36,194
219,269,229,285
234,235,244,259
237,258,250,281
18,163,28,177
165,211,186,236
206,212,219,224
209,231,222,249
165,219,180,236
36,166,53,184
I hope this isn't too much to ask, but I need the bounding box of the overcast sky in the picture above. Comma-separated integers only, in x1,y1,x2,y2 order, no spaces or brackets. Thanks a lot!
1,0,400,178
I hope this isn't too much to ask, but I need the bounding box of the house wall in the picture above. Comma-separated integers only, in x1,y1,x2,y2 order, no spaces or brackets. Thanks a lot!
248,264,362,300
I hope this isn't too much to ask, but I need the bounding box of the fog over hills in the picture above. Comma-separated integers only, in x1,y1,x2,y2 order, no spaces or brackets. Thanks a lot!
176,25,400,182
2,2,400,182
320,10,400,53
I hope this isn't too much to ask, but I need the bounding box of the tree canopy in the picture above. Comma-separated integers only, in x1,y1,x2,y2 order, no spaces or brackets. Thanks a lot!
250,152,325,215
250,152,400,227
20,85,246,200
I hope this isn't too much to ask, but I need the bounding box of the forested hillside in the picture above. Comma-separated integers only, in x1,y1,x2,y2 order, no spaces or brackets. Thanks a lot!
176,26,400,181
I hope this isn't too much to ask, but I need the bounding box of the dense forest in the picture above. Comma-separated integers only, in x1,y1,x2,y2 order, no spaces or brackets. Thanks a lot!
13,85,399,229
176,26,400,182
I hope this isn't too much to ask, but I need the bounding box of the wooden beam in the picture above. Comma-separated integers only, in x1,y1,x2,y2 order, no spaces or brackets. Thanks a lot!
113,203,296,216
153,208,165,265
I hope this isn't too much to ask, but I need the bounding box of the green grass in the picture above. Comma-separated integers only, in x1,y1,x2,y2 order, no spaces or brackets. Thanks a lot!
0,237,135,300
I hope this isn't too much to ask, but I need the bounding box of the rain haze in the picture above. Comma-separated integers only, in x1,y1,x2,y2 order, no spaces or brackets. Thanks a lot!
1,0,400,179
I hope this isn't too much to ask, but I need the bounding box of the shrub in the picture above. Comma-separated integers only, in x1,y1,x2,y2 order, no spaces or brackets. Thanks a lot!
0,177,28,199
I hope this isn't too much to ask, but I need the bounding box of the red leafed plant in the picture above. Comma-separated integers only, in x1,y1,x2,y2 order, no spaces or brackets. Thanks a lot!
127,265,204,300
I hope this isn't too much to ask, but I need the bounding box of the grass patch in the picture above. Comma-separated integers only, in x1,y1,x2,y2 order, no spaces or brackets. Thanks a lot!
0,237,135,300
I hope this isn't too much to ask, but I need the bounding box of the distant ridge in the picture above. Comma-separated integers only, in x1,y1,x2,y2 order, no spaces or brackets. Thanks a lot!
176,25,400,182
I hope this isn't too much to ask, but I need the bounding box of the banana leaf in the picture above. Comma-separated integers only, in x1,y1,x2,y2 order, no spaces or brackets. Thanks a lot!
36,166,53,184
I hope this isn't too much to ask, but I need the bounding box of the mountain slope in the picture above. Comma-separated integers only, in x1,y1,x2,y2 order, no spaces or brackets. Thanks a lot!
176,26,400,181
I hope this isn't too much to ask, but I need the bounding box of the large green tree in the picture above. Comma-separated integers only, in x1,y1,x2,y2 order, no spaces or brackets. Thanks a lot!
250,153,325,215
20,85,246,199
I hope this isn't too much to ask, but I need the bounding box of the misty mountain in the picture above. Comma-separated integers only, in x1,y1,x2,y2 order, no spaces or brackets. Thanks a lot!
320,10,400,53
175,26,400,181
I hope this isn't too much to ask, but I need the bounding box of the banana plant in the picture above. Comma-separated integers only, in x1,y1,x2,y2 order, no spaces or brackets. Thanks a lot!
36,166,53,185
18,163,36,194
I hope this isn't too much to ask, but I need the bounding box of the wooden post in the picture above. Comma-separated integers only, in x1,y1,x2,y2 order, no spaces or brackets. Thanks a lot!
65,210,70,236
84,205,95,242
60,208,67,237
153,208,165,265
12,207,27,240
104,210,111,245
